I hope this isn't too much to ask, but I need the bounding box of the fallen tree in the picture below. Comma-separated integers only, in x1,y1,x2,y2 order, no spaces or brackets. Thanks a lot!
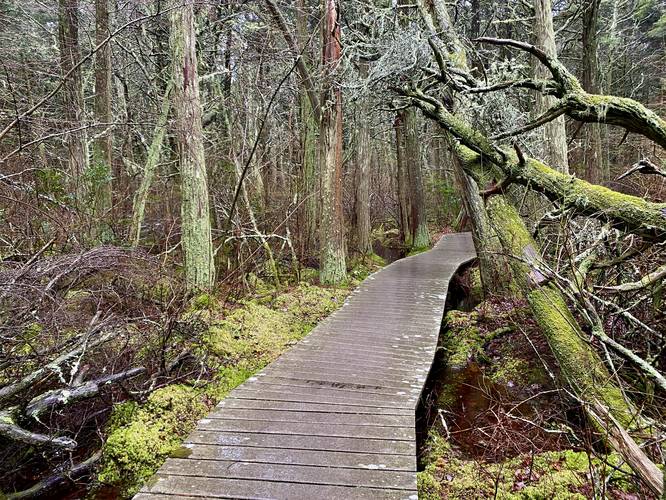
397,2,666,495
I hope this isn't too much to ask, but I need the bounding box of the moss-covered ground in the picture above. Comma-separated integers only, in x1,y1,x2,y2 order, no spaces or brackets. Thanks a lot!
419,294,643,498
96,260,383,497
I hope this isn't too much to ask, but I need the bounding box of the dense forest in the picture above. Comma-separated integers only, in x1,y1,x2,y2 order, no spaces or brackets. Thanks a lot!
0,0,664,498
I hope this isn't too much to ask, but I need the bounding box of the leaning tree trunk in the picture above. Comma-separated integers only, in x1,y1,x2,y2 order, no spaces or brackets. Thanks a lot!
318,0,346,284
130,82,172,247
170,0,215,290
533,0,569,173
581,0,605,183
58,0,89,212
91,0,113,242
354,61,373,255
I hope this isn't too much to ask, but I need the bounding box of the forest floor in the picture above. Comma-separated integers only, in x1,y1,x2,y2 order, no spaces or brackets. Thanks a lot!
417,270,649,499
92,255,385,498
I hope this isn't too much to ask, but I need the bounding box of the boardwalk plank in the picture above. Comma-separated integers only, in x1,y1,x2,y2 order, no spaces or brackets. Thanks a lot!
205,408,412,426
186,430,416,454
159,459,416,489
180,444,415,470
136,233,475,499
138,476,418,499
196,418,415,440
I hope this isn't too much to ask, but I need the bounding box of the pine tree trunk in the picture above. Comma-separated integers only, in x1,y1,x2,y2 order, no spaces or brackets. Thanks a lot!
581,0,605,183
354,60,373,255
318,0,346,284
58,0,89,211
533,0,569,173
91,0,113,241
170,0,215,290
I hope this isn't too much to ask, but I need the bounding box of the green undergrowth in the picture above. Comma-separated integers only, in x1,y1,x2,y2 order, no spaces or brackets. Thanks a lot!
97,270,363,497
418,429,634,499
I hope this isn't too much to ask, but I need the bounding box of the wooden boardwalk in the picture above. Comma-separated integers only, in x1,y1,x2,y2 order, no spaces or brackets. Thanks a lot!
136,233,476,500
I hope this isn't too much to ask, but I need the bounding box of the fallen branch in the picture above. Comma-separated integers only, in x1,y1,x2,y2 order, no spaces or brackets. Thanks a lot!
597,263,666,293
587,402,663,497
616,158,666,181
6,450,102,499
475,37,666,149
0,409,76,449
26,367,146,420
403,87,666,239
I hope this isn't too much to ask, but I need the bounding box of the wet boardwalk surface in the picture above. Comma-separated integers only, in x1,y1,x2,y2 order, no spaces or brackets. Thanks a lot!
136,233,476,500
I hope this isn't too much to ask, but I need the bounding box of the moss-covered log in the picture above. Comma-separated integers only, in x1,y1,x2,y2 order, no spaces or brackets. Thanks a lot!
483,195,636,426
405,89,666,239
475,37,666,150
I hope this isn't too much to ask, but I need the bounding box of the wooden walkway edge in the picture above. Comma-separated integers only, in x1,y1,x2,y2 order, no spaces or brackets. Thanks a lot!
135,233,476,500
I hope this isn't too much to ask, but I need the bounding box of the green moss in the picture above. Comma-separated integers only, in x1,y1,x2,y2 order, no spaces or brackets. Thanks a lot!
469,267,483,303
490,357,530,386
416,470,442,500
98,385,209,497
205,303,296,367
527,286,633,428
189,292,217,311
407,246,429,257
98,280,351,497
443,310,483,367
418,429,636,499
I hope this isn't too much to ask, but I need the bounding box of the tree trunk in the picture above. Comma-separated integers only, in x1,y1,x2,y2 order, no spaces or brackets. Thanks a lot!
130,82,173,247
404,108,430,248
58,0,89,210
483,193,635,427
533,0,569,173
394,113,412,245
581,0,605,183
354,60,373,255
170,0,215,290
91,0,113,242
415,0,511,295
318,0,346,284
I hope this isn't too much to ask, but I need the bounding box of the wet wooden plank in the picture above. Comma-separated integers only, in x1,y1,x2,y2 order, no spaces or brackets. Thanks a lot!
180,444,415,470
205,408,412,426
216,398,414,415
186,431,416,455
136,233,476,499
196,418,415,441
159,459,416,489
138,476,418,500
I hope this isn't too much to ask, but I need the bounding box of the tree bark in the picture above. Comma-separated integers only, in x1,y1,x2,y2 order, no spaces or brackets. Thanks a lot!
404,108,430,248
533,0,569,173
130,82,173,247
394,113,412,245
318,0,346,284
58,0,89,209
354,61,373,255
170,0,215,290
91,0,113,241
581,0,605,182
